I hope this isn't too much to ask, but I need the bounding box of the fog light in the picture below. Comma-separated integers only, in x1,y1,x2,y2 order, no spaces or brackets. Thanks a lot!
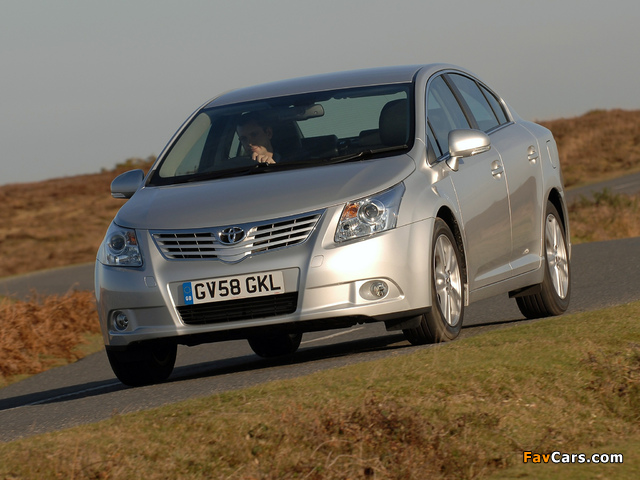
370,281,389,298
114,311,129,331
359,280,391,301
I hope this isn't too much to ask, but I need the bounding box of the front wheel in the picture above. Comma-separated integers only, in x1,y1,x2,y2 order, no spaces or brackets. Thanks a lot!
404,218,465,345
248,333,302,358
106,342,177,387
516,201,571,318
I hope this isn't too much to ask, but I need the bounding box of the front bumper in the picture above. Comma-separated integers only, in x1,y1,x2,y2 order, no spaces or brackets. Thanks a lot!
95,210,436,347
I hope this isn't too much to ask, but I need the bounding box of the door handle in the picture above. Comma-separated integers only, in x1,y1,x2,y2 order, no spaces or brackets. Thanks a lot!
491,160,504,179
527,145,539,163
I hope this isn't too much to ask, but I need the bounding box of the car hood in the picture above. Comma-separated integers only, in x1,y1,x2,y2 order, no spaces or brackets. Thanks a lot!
114,156,416,230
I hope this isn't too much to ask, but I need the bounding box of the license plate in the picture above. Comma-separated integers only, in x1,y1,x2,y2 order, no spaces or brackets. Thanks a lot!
182,271,285,305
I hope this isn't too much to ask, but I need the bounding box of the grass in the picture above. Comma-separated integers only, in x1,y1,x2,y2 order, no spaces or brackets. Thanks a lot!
0,302,639,479
569,189,640,244
0,156,154,278
540,109,640,189
0,291,101,387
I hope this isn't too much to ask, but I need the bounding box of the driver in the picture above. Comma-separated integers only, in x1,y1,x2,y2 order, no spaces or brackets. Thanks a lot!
236,112,279,164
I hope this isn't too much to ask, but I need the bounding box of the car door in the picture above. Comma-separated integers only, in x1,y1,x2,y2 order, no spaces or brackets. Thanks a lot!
427,75,512,290
447,74,544,276
487,123,543,275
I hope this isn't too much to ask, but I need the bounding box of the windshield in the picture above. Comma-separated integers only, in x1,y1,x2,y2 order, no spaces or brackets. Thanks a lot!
149,84,413,185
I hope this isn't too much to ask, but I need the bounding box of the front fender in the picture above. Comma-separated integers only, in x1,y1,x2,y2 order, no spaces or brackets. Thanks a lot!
400,157,464,236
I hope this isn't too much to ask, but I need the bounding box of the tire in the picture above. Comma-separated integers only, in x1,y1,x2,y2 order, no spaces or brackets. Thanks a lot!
516,201,571,319
404,218,464,345
106,342,177,387
248,333,303,358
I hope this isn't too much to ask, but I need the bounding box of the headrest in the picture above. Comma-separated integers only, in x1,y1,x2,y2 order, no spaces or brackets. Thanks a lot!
379,99,409,146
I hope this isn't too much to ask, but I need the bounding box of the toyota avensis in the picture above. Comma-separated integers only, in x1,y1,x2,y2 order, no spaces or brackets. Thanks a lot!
96,64,571,386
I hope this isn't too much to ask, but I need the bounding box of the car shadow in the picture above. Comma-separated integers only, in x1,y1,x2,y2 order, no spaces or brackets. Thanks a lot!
0,379,125,411
169,332,411,384
0,315,536,411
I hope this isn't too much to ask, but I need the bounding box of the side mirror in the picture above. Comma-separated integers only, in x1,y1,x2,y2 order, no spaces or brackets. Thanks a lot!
111,169,145,199
446,129,491,172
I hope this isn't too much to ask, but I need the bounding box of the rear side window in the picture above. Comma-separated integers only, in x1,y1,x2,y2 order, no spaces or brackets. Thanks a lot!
448,74,500,132
426,75,470,155
480,84,509,125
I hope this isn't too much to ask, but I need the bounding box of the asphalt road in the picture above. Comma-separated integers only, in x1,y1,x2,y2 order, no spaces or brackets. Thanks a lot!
564,170,640,202
1,236,640,443
0,263,95,300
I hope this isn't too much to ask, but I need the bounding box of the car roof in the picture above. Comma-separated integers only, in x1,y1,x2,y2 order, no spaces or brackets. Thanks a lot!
205,64,458,107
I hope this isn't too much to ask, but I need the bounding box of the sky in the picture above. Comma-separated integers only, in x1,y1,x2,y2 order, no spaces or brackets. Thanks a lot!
2,0,639,185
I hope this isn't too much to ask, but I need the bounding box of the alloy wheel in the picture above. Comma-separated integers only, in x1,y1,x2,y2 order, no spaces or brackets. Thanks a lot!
545,213,569,299
433,234,462,327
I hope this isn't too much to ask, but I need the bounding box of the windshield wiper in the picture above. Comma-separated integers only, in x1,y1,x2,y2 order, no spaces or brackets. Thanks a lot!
160,146,410,186
180,163,274,183
325,145,410,164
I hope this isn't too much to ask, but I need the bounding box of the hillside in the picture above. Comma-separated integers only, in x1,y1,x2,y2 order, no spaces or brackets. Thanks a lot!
540,109,640,187
0,158,153,278
1,110,639,278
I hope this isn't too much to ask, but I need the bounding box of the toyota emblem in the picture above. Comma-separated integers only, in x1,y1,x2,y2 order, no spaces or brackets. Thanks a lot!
218,226,245,245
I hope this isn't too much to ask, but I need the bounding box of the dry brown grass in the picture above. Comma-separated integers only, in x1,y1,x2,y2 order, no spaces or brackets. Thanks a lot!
0,157,153,278
540,109,640,188
0,291,100,379
569,189,640,244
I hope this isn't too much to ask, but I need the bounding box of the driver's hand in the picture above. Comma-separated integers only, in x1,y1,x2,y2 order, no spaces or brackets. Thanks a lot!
252,152,276,164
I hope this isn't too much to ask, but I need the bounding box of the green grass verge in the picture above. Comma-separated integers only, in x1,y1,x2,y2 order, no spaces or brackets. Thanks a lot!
1,303,639,479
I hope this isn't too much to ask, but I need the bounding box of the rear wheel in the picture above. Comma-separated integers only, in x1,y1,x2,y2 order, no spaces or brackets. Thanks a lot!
404,218,464,345
248,333,303,358
516,201,571,318
106,342,177,387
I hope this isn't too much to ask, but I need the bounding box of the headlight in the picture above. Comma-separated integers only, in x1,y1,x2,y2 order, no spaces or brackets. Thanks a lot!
335,183,405,242
98,223,143,267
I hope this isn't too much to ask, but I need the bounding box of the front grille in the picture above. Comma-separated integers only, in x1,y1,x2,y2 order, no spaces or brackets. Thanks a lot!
152,210,323,263
154,232,217,259
177,292,298,325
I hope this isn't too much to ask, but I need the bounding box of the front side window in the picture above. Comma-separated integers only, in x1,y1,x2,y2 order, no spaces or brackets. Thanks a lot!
448,74,500,132
149,85,413,186
426,76,470,155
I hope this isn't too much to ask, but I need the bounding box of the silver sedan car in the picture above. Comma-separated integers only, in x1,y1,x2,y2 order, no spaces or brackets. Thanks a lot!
96,64,571,386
